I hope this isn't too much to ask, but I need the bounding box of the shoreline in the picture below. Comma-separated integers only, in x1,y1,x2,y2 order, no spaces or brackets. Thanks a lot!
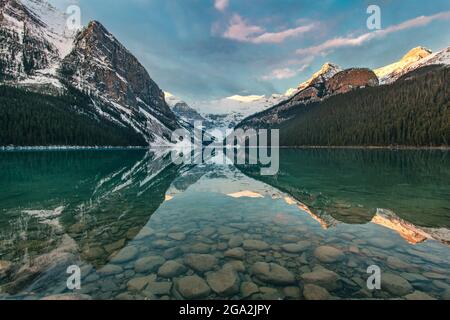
0,146,149,151
1,145,449,152
280,145,450,151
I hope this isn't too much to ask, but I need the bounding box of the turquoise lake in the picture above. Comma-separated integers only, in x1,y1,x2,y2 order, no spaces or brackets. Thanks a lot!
0,149,449,300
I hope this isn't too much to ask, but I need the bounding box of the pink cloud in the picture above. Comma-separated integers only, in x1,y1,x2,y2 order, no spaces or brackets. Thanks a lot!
223,14,265,42
252,24,315,44
296,11,450,57
261,64,311,81
223,14,315,44
262,68,297,80
214,0,229,12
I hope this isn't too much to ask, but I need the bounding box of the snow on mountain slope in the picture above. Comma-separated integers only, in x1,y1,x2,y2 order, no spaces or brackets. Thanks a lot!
375,47,432,84
238,63,381,129
297,62,342,91
59,20,179,143
165,91,293,130
191,94,290,129
1,0,181,146
403,46,450,73
20,0,76,58
0,0,76,86
164,91,212,127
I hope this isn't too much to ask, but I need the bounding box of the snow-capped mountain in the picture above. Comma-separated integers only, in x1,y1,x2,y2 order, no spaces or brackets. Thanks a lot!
0,0,180,145
418,46,450,66
60,20,178,142
397,46,450,78
194,94,290,129
238,63,378,128
375,46,450,84
298,62,342,91
164,91,215,129
374,47,433,84
165,92,291,130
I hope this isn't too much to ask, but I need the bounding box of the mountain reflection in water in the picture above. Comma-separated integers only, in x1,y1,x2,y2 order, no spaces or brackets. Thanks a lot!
0,149,449,300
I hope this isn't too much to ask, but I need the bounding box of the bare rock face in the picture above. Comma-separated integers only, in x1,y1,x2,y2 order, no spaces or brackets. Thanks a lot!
59,21,179,140
1,1,180,144
0,0,60,80
326,68,379,95
289,63,342,104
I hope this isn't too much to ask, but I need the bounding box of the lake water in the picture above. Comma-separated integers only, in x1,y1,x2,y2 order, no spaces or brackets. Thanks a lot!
0,149,449,300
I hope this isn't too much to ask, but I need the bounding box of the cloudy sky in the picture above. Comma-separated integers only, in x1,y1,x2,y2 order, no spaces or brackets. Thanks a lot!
57,0,450,104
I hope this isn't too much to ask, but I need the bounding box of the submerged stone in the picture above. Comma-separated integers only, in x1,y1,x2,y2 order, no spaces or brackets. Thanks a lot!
303,284,330,300
184,254,218,272
168,232,186,241
405,291,436,300
41,294,92,300
127,275,156,292
176,275,211,299
146,281,173,295
112,246,139,263
228,236,244,248
0,260,12,275
224,248,245,260
381,273,413,296
301,268,339,290
98,264,123,275
251,262,296,285
158,261,187,278
283,286,301,299
387,257,413,271
240,282,259,298
206,268,240,296
223,260,246,273
314,246,345,263
281,241,311,253
134,255,166,273
188,243,211,254
243,240,270,251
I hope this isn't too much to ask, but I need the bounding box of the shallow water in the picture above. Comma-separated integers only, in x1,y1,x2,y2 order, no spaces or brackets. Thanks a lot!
0,149,449,300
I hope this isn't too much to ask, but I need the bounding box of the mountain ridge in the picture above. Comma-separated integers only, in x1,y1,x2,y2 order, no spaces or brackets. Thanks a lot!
238,45,450,131
0,0,181,146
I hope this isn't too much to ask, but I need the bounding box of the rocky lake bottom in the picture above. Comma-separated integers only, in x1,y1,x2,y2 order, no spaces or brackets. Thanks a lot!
0,149,449,300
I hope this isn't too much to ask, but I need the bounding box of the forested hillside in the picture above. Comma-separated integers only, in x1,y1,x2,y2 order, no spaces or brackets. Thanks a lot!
0,86,147,147
277,66,450,147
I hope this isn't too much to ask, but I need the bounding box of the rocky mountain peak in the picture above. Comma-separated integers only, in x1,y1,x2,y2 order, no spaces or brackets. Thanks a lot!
298,62,342,91
402,46,432,61
0,0,76,83
326,68,379,95
375,46,433,84
1,0,181,144
60,19,178,136
318,62,341,75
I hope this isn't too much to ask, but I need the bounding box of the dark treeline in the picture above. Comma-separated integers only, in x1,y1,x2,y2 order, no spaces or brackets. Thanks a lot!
278,66,450,147
0,85,147,146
